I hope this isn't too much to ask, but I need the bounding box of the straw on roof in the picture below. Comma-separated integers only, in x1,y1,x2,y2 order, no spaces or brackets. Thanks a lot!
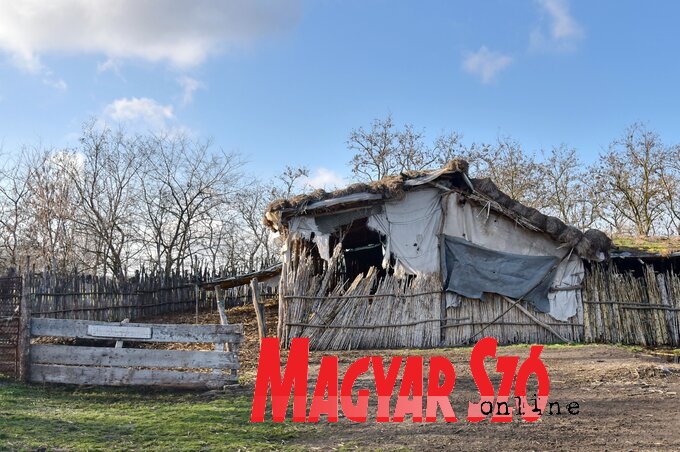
264,158,612,260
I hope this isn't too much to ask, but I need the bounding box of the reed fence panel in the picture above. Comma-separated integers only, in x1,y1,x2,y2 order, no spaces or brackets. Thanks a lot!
25,272,213,322
583,265,680,346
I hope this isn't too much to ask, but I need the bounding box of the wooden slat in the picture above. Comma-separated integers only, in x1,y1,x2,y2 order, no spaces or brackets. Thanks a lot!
31,345,239,369
30,364,237,388
31,318,244,343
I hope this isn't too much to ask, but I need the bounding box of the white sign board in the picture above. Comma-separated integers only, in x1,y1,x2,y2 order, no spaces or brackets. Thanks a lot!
87,325,152,339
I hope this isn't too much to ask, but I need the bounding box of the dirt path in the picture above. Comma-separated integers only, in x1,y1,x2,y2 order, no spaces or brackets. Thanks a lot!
146,305,680,450
289,345,680,451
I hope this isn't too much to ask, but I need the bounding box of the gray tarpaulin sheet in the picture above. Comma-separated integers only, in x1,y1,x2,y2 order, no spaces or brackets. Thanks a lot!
443,235,558,313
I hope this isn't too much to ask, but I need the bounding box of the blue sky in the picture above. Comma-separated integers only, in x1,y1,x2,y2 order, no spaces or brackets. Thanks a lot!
0,0,679,187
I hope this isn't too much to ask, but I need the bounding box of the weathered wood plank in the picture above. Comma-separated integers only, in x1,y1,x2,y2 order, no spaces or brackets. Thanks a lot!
89,325,151,339
30,364,237,388
31,318,244,343
31,345,239,369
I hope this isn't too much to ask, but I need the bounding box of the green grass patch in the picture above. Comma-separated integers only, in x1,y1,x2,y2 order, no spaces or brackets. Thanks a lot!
612,235,680,254
0,379,306,451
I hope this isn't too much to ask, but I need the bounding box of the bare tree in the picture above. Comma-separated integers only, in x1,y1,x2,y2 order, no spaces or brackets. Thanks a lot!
348,115,398,181
347,115,465,181
139,133,243,278
595,123,668,236
276,165,309,198
539,145,602,229
22,148,79,271
234,181,277,271
0,152,31,270
659,145,680,234
60,122,145,279
201,207,237,275
467,136,546,209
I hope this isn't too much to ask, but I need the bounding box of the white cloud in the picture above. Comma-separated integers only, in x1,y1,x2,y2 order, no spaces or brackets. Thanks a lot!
97,58,125,78
42,75,67,91
104,97,175,130
531,0,583,52
0,0,301,71
462,46,513,83
302,168,346,190
178,76,202,106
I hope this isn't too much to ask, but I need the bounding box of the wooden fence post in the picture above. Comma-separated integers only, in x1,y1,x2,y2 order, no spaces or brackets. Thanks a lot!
18,273,32,382
194,284,199,324
250,278,267,341
215,286,229,326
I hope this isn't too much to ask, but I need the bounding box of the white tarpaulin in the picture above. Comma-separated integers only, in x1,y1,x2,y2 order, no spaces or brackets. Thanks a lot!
367,188,441,277
442,192,583,321
287,189,582,322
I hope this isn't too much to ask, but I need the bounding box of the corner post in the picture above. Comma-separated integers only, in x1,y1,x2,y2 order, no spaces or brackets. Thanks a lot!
18,271,32,382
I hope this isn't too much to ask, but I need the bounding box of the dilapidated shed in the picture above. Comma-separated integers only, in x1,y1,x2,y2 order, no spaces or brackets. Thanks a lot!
264,159,612,350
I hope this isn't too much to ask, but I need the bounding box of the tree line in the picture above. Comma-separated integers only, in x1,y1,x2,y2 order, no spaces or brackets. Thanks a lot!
0,121,300,279
1,117,677,279
348,116,680,236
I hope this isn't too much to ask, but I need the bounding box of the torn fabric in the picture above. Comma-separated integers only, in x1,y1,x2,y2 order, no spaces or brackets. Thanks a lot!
288,216,332,261
442,193,582,321
314,206,382,234
443,236,558,312
367,188,441,276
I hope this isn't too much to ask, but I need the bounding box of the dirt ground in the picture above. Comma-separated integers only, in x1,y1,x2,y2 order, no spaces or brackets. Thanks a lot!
148,303,680,451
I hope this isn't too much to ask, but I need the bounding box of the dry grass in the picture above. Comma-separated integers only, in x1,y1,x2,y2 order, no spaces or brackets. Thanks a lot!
139,299,279,381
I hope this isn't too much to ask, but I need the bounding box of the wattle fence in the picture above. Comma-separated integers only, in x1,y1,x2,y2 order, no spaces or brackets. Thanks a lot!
583,265,680,347
24,271,212,322
7,264,680,348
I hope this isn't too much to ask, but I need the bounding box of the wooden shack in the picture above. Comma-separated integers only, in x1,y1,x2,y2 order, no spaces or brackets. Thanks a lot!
264,159,613,350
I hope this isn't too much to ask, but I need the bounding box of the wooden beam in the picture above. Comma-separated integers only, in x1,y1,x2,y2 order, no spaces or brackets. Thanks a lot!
31,345,239,369
500,295,572,344
31,318,244,344
17,273,31,382
215,287,229,325
30,364,236,388
203,263,282,290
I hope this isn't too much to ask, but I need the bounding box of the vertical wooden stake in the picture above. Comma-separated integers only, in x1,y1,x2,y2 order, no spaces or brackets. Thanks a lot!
277,260,287,344
437,192,450,347
250,278,267,341
215,286,229,325
194,284,200,324
18,272,32,382
115,319,129,348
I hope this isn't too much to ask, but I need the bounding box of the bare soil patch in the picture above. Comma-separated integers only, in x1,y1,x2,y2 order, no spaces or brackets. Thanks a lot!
144,305,680,451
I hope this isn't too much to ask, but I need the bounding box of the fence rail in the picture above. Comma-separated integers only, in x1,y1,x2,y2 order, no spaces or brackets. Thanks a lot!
28,318,244,388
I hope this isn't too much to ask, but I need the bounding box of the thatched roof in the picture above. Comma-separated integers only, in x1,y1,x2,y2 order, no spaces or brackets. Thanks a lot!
611,236,680,258
469,177,611,261
264,159,612,261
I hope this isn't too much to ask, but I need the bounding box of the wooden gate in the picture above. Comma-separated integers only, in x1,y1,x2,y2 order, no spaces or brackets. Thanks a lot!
28,318,244,388
0,276,22,379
